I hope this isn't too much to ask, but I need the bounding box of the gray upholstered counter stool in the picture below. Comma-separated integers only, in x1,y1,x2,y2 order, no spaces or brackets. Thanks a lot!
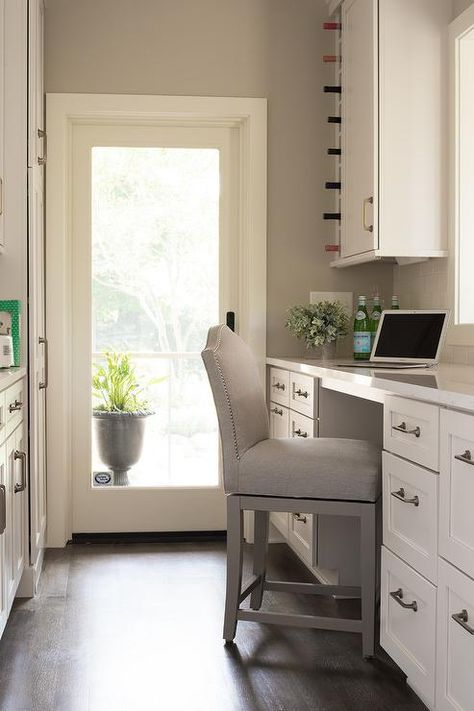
201,325,382,659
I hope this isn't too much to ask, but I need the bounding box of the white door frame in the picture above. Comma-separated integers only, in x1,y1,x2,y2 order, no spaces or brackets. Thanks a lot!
46,93,267,547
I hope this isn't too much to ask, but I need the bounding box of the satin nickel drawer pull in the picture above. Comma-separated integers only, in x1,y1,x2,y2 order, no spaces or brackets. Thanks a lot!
390,487,419,507
295,388,309,398
455,450,474,466
390,588,418,612
13,450,26,493
293,513,307,524
273,382,285,391
392,421,421,438
452,609,474,635
38,128,47,166
9,399,22,413
39,336,49,390
293,428,308,438
271,407,283,416
362,196,374,233
0,484,5,534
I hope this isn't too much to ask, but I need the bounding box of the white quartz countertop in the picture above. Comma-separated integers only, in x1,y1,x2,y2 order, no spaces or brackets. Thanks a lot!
0,367,26,392
267,356,474,412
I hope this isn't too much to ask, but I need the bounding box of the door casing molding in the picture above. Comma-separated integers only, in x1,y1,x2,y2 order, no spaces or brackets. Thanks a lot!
46,93,267,547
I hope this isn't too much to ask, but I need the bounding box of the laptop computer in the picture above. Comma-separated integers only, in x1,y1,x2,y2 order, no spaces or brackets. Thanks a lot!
337,309,450,369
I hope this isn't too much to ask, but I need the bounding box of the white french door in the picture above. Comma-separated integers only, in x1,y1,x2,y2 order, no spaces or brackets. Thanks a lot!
70,122,240,533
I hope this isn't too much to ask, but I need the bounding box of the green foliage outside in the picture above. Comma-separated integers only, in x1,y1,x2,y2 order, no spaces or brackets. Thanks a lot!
91,147,219,356
286,301,349,348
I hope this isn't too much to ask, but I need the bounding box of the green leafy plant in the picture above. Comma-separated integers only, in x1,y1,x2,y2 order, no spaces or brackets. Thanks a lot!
285,301,349,348
92,352,163,413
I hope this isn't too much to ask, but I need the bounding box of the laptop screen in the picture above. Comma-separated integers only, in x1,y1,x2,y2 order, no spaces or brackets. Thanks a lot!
373,312,446,360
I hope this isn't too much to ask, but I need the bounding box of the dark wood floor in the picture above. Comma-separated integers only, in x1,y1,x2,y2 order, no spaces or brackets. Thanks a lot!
0,542,427,711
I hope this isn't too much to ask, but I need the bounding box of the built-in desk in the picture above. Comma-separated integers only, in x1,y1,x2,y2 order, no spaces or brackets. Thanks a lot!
266,356,474,711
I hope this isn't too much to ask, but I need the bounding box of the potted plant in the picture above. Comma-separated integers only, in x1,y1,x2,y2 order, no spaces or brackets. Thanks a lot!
285,301,349,359
92,352,158,486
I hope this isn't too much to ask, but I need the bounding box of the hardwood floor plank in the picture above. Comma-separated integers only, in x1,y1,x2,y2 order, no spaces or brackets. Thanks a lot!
0,542,427,711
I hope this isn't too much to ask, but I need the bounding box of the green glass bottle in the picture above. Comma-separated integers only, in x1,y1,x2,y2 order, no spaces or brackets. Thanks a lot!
370,296,382,350
391,295,400,310
353,296,371,361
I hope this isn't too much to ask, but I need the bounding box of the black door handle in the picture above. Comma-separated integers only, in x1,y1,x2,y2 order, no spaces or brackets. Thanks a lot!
226,312,235,332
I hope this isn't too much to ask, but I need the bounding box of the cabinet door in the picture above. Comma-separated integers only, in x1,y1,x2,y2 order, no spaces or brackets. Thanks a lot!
440,409,474,579
341,0,378,258
437,558,474,711
28,167,46,574
28,0,44,168
269,368,290,408
381,546,437,708
0,443,7,636
382,452,438,584
6,424,26,608
269,403,289,438
13,425,26,592
0,0,5,250
289,410,316,440
288,411,316,565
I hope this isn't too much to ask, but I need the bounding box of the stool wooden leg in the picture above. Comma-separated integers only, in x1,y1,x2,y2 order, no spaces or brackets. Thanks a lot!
223,495,243,643
360,503,376,659
250,510,269,610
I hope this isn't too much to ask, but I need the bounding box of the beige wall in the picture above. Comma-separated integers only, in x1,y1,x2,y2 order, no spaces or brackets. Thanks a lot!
453,0,474,17
45,0,393,357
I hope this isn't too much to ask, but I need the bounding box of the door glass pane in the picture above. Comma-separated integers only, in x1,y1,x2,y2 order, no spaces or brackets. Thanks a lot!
90,146,220,487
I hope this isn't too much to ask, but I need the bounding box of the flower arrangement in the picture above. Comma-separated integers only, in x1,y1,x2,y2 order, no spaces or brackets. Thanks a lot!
285,301,349,349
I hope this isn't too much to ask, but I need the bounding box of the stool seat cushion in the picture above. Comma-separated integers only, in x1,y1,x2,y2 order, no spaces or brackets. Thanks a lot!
237,438,382,502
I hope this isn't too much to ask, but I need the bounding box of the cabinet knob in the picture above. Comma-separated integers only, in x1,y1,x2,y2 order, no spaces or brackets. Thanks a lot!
454,450,474,466
9,399,23,413
293,428,308,438
452,609,474,635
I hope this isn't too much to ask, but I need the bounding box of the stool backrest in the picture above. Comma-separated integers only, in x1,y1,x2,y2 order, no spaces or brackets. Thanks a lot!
201,324,269,492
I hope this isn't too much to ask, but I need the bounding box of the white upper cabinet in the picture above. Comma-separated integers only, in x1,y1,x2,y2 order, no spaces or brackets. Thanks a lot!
28,0,44,169
340,0,378,259
333,0,451,267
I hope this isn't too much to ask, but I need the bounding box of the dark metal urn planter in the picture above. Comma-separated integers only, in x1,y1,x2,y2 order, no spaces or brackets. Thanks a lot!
93,410,153,486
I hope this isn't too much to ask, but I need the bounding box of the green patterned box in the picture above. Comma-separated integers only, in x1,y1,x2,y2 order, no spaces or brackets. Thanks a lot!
0,300,22,366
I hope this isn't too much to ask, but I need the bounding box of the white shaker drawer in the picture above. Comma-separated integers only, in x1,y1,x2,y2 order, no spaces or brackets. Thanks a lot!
289,410,317,440
269,403,289,439
440,409,474,579
437,559,474,711
383,452,438,584
381,547,436,708
289,372,317,418
384,396,439,471
4,380,25,438
269,368,290,407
